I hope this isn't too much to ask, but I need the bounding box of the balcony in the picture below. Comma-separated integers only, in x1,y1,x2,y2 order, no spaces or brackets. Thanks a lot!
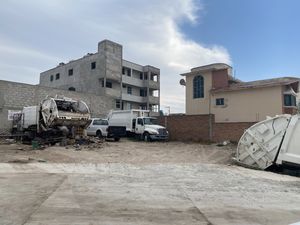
122,93,146,103
149,96,159,104
122,75,144,87
148,80,159,90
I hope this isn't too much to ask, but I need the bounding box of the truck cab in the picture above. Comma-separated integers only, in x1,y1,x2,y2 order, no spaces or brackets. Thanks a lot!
133,117,168,141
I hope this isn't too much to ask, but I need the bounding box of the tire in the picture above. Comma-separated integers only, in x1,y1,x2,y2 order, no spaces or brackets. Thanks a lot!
143,132,151,142
114,137,120,142
96,130,103,138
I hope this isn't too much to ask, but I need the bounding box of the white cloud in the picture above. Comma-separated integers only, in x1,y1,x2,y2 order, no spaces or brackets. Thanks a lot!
0,0,231,113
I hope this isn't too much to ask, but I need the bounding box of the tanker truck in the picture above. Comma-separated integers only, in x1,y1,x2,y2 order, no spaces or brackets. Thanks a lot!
15,96,91,143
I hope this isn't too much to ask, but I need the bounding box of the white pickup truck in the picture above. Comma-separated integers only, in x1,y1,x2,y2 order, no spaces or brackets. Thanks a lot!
107,109,168,141
86,118,108,138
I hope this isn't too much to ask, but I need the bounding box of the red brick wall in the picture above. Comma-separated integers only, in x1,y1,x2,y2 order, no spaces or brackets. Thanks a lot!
283,107,298,115
157,115,212,142
158,114,254,143
212,122,255,143
212,69,229,89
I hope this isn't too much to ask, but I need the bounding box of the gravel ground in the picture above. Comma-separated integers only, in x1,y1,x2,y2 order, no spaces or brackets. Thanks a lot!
0,139,299,225
0,138,235,164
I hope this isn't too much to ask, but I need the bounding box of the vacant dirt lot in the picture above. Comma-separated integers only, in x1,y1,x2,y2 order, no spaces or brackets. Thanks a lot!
0,139,300,225
0,139,234,164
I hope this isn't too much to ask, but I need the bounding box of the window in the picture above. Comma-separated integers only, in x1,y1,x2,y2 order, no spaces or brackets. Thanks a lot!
144,72,148,80
193,75,204,98
68,87,76,91
68,69,73,76
127,69,131,77
137,118,143,125
140,72,143,80
106,81,112,88
91,62,96,70
55,73,60,80
93,119,108,125
140,105,147,110
127,86,132,94
216,98,224,106
284,94,296,106
93,119,102,125
140,89,147,97
50,75,54,82
116,100,121,109
122,67,131,76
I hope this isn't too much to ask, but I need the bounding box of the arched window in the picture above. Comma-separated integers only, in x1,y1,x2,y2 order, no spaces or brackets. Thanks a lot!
193,75,204,98
68,87,76,91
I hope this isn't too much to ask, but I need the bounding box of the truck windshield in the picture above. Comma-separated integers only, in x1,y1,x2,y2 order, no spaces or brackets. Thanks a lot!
143,117,157,125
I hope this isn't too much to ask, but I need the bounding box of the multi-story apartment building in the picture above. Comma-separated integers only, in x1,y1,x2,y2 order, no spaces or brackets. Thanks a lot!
39,40,160,113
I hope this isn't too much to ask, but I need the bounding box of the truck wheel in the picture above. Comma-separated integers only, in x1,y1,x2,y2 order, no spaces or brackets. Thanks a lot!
96,130,103,138
143,132,151,142
114,137,120,142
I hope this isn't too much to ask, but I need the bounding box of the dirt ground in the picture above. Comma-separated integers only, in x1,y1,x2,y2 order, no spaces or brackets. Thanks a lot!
1,138,300,225
0,138,235,164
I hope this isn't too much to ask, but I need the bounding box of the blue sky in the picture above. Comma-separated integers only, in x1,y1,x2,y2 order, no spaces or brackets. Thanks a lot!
0,0,299,113
181,0,300,80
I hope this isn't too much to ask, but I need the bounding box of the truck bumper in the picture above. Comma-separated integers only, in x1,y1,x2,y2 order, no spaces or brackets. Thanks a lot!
150,134,169,141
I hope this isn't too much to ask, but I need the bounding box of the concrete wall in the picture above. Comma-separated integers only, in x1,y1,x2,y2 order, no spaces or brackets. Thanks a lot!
211,86,283,122
0,80,114,134
185,70,212,115
39,40,160,112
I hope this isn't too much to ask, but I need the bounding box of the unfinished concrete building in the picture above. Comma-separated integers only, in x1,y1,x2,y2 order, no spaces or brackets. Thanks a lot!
39,40,160,113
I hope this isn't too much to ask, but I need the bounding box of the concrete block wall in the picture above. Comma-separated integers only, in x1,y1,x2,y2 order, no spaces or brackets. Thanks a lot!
0,80,114,134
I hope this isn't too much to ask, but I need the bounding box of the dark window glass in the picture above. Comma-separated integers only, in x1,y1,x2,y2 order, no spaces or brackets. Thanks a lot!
50,75,54,82
144,72,148,80
193,75,204,98
106,81,112,88
132,119,136,129
116,100,121,109
68,87,76,91
127,86,132,94
122,67,125,75
216,98,224,105
140,73,143,80
56,73,60,80
127,68,131,76
137,118,143,125
102,120,108,125
68,69,73,76
284,95,296,106
93,119,102,125
140,89,147,97
91,62,96,70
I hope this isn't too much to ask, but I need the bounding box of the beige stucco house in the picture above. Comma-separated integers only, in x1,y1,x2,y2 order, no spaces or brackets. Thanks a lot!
181,63,300,122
